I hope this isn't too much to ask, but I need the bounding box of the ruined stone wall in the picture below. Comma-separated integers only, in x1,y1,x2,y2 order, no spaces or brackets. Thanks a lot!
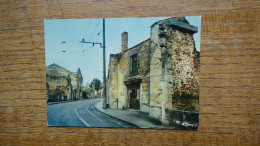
46,75,67,97
108,40,150,110
46,64,81,101
66,74,73,100
107,54,121,108
135,40,150,113
107,18,199,126
70,75,77,90
46,64,77,89
149,22,174,122
46,74,77,102
164,25,199,112
76,68,83,100
149,17,199,125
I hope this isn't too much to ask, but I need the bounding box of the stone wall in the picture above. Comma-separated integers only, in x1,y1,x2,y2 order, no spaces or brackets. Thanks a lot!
46,64,77,89
149,17,199,125
46,75,67,101
107,39,150,109
107,17,199,126
46,64,83,102
107,53,121,108
164,19,199,112
76,68,83,100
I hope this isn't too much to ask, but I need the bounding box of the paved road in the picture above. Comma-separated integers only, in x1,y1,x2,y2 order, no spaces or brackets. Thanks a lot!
47,98,136,128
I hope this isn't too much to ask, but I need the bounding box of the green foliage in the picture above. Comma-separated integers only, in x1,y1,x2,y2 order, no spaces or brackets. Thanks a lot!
172,91,199,111
91,78,102,91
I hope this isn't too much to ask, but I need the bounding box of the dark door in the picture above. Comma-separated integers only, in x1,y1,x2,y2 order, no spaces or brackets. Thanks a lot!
129,89,140,110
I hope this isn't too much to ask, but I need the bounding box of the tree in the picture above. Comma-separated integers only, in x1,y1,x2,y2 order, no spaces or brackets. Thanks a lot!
90,78,102,91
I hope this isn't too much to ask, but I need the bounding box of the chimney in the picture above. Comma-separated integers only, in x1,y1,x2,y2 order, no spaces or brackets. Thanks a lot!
121,32,128,53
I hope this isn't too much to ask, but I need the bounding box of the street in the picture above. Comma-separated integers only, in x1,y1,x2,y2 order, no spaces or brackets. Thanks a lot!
47,98,136,128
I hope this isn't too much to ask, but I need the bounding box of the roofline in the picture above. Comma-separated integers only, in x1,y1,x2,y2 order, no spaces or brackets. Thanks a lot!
123,38,150,53
150,17,189,28
46,63,74,74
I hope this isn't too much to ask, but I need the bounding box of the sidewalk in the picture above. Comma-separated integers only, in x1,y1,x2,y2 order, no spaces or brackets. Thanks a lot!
94,101,168,129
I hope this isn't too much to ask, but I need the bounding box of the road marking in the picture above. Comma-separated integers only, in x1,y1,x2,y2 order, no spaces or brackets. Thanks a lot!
74,104,91,127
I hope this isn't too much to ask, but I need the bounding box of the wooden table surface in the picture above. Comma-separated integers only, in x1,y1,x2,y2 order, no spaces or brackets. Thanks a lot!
0,0,259,145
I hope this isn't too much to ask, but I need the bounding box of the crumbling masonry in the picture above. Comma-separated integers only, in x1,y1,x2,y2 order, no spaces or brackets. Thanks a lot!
107,17,200,127
46,64,83,102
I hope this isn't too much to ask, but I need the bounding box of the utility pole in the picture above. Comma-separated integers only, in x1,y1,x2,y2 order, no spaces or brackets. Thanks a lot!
102,18,108,109
80,18,108,109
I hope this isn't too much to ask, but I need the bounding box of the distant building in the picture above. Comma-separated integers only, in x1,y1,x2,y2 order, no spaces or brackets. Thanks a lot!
89,80,102,99
46,63,83,102
107,17,200,126
76,68,83,100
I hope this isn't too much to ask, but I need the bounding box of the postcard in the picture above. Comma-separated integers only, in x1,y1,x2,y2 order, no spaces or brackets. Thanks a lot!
45,16,201,129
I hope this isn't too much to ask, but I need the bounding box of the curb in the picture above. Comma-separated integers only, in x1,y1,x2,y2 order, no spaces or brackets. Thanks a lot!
93,102,140,128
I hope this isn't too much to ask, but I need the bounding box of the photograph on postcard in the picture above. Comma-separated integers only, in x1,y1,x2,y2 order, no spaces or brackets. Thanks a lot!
45,16,201,129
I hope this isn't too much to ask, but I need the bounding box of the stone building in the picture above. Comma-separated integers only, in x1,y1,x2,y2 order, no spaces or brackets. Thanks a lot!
46,63,83,102
107,17,200,127
76,68,83,100
89,81,102,99
66,74,73,100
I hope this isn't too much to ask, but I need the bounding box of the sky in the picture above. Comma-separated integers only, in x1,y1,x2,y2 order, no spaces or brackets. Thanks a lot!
44,16,201,86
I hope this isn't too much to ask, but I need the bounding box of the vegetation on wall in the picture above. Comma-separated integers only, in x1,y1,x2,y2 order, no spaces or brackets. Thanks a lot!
172,91,199,111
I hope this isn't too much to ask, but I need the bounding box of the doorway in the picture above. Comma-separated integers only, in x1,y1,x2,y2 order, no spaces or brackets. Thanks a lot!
127,83,140,110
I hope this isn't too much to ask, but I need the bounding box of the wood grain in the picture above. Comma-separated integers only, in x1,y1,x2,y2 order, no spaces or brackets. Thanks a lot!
0,0,259,145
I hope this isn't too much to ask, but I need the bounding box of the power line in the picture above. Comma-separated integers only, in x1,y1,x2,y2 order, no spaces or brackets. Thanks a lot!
82,44,95,54
88,19,102,42
85,20,92,39
92,29,103,42
48,19,103,54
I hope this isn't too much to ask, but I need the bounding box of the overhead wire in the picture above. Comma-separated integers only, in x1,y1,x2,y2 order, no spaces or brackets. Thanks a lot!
83,20,92,40
88,19,102,42
82,44,95,54
92,29,103,42
48,19,103,54
81,19,103,54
